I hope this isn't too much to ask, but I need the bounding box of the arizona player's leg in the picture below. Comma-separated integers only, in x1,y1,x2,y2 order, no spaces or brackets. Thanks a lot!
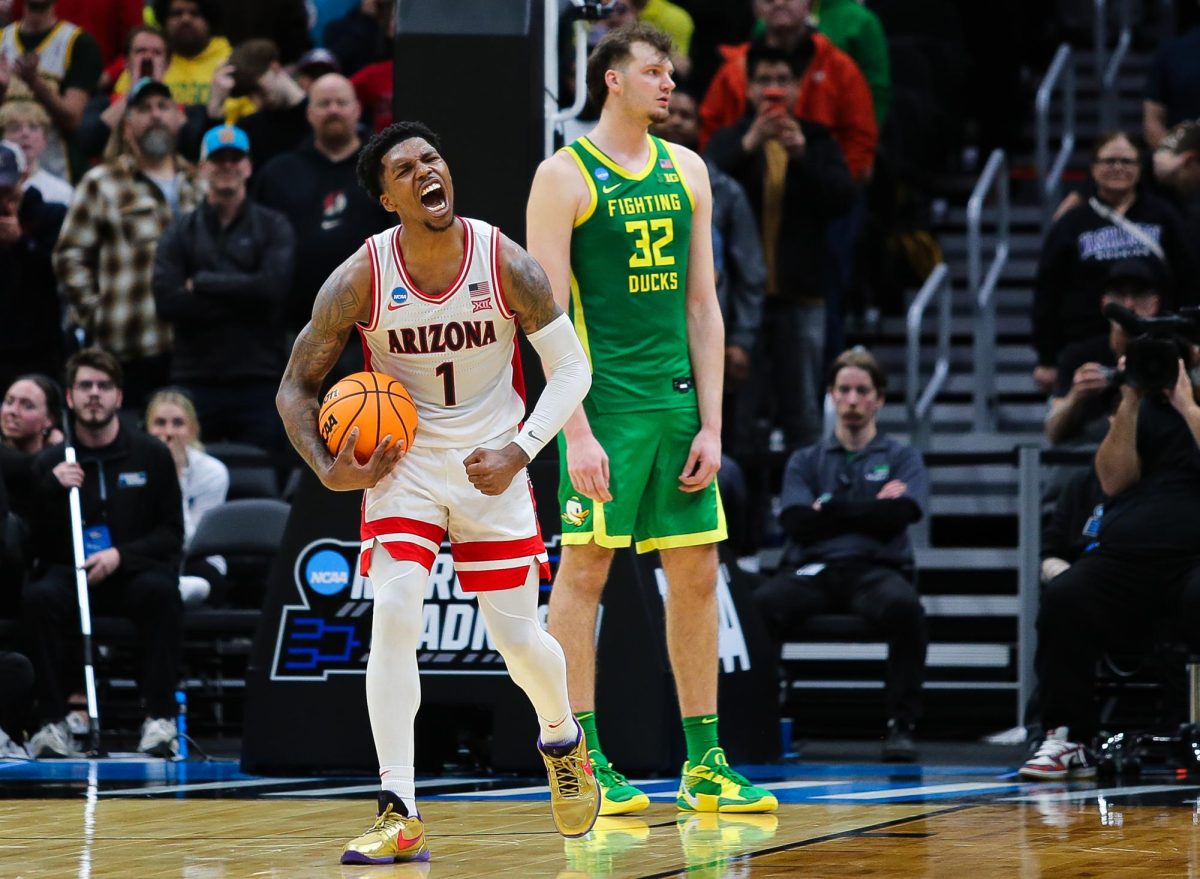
341,548,431,865
476,561,601,838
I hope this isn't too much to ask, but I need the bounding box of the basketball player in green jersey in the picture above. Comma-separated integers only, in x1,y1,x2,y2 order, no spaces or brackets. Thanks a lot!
527,23,776,815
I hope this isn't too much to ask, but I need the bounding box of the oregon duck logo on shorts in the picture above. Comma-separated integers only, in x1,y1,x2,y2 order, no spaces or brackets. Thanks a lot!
562,496,591,527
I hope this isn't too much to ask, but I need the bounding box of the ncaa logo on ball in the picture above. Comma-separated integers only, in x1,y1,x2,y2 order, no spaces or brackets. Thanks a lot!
305,549,350,596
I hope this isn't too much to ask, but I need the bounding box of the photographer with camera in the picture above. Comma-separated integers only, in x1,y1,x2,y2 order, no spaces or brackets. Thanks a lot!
1021,303,1200,779
1045,260,1163,446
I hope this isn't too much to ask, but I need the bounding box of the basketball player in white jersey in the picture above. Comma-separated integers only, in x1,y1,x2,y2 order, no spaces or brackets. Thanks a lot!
276,121,600,865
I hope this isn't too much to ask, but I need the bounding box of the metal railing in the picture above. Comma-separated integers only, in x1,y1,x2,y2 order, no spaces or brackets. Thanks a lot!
543,1,589,158
968,149,1011,432
1015,445,1042,724
1094,0,1133,131
905,263,951,453
1035,44,1076,232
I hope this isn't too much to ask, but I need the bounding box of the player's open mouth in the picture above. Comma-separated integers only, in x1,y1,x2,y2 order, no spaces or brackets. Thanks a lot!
419,179,448,214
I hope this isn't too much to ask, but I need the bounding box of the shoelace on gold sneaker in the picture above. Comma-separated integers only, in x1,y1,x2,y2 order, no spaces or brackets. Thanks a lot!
368,803,407,833
548,754,586,798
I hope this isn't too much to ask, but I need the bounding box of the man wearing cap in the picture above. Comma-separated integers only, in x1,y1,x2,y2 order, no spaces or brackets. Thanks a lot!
295,48,340,92
153,124,294,451
0,138,67,391
53,77,201,409
1045,259,1166,446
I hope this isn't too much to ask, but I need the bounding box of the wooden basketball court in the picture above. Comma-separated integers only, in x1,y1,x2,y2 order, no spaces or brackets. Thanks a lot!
1,756,1195,877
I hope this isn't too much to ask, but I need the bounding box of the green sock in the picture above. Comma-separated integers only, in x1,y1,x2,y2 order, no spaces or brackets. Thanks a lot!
575,711,605,760
682,714,720,765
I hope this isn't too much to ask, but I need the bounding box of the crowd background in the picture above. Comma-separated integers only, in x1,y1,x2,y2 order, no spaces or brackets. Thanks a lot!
1,0,1199,766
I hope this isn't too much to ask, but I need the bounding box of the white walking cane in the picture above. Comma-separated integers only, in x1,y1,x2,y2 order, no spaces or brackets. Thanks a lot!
63,425,101,755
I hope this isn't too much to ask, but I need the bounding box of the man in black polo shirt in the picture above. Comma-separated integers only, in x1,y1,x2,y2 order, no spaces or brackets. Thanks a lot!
1045,260,1164,446
755,347,929,761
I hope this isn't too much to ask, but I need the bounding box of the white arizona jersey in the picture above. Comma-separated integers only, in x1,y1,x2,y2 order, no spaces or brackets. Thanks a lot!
357,217,526,449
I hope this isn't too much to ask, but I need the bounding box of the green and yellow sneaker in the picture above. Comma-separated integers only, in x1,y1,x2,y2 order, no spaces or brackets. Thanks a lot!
591,751,650,815
676,748,778,813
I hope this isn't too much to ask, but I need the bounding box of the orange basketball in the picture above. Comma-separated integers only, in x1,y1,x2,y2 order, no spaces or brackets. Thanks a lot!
318,372,418,464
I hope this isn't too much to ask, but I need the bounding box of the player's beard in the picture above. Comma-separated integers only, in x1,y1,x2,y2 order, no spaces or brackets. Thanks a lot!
422,214,455,233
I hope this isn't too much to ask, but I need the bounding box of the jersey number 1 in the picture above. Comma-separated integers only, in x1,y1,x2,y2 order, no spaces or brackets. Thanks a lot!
436,361,457,406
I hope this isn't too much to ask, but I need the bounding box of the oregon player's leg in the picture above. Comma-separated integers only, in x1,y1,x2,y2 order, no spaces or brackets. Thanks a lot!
549,543,651,815
477,560,600,838
639,411,776,813
342,548,431,865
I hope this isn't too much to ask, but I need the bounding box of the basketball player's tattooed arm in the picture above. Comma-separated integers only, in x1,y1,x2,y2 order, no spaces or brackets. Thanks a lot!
276,247,405,491
499,239,564,334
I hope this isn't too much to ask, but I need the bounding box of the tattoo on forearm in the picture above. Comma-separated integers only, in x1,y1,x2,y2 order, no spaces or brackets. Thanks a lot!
504,246,562,333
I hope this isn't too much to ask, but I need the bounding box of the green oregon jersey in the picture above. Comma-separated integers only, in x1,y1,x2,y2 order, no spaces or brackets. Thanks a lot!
562,133,696,414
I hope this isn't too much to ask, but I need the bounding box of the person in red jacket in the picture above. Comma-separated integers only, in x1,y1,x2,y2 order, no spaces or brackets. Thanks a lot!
699,0,876,182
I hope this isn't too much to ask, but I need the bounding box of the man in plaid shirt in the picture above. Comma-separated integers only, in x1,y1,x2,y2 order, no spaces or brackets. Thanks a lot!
53,78,201,407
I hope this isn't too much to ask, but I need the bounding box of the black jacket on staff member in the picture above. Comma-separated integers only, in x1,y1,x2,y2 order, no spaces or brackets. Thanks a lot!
28,422,182,576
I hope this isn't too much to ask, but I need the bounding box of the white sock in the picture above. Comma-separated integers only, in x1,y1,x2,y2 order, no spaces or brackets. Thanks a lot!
366,548,426,817
380,764,417,815
476,563,575,746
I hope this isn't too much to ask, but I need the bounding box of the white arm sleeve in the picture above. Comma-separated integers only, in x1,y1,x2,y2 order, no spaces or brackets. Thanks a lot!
513,313,591,462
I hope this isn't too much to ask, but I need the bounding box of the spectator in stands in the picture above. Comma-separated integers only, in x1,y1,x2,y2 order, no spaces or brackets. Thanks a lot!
0,100,70,204
1032,132,1197,394
0,375,61,521
1021,348,1200,780
153,124,294,452
699,0,877,184
0,141,66,393
593,1,695,80
53,78,202,409
1143,18,1200,150
24,348,184,759
144,389,228,606
755,347,929,762
323,0,393,78
0,0,102,182
652,85,766,458
1041,465,1107,589
2,375,62,455
213,0,312,64
350,53,391,135
255,73,391,337
1152,121,1200,248
80,26,171,162
110,1,230,108
9,0,142,68
0,650,33,756
707,43,854,448
812,0,891,127
208,40,309,170
295,47,340,92
1045,260,1164,447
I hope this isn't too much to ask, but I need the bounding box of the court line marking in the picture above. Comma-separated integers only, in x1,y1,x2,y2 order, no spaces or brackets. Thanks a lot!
813,782,1024,800
102,777,314,796
1000,784,1200,803
637,802,981,879
265,777,494,797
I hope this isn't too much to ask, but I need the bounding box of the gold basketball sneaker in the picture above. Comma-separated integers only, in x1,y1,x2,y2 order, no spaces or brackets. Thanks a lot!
539,724,602,838
340,792,431,865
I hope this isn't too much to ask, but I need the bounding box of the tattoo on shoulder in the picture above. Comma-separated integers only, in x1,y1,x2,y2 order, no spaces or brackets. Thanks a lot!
503,243,562,334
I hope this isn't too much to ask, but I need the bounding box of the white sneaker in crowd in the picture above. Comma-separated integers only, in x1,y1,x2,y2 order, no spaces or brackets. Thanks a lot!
137,717,179,758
